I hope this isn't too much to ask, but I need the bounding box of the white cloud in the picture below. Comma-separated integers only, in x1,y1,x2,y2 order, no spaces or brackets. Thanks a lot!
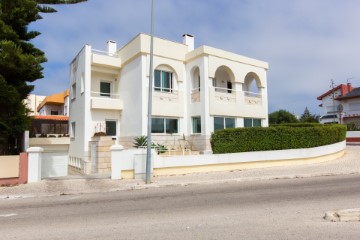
30,0,360,115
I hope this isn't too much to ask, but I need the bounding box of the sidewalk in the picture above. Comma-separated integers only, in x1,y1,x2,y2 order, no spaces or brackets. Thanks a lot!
1,145,359,199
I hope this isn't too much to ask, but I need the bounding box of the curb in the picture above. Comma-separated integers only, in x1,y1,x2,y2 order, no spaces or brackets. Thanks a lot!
324,208,360,222
1,171,360,200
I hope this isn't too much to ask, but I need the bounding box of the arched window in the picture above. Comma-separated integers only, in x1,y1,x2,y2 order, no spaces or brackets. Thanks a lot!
214,66,235,93
244,72,261,97
154,65,177,93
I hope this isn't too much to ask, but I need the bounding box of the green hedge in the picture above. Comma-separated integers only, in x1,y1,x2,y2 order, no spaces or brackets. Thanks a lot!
210,124,346,154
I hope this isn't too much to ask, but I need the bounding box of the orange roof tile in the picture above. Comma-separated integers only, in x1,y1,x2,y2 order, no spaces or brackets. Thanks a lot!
32,115,69,121
37,90,69,112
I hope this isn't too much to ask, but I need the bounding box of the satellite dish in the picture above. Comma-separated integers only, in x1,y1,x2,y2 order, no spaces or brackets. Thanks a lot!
337,104,343,112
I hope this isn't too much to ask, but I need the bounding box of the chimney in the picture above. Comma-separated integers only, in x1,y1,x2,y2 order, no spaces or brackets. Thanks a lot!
107,40,117,55
347,82,352,92
182,34,194,52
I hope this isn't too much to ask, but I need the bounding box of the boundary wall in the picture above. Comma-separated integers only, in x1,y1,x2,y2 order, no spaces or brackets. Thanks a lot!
111,141,346,179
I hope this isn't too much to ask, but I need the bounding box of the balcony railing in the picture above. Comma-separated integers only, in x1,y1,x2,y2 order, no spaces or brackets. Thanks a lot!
91,91,120,99
91,49,118,57
244,91,261,98
90,91,123,110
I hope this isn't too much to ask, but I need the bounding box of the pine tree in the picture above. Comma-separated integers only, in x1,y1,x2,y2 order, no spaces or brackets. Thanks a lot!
299,107,319,123
0,0,86,154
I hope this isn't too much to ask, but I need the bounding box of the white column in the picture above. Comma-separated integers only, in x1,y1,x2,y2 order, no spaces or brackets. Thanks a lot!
110,144,124,180
27,147,44,183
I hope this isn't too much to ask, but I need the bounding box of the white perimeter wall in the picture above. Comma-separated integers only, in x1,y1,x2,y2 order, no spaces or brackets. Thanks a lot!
111,141,346,179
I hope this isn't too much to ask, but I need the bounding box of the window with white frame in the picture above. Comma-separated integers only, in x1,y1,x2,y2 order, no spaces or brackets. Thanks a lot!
244,118,262,128
214,117,236,131
100,81,111,97
151,118,178,134
192,117,201,134
155,70,173,92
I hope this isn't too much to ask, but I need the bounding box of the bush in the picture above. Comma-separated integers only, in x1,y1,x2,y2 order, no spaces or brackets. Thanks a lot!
210,124,346,154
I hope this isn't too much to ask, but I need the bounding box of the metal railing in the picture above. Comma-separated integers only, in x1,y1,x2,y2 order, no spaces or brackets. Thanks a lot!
153,87,178,94
91,49,118,57
213,86,236,93
91,91,120,99
244,91,261,98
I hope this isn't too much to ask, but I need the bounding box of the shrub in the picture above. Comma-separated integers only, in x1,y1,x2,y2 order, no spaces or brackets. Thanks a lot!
211,124,346,154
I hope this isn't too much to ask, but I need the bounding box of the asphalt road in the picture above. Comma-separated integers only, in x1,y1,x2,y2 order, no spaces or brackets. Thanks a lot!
1,174,360,240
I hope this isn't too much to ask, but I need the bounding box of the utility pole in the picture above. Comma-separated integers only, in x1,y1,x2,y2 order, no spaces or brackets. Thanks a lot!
330,79,336,123
145,0,155,184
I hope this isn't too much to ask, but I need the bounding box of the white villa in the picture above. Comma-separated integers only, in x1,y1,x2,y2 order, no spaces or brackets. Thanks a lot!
68,33,269,173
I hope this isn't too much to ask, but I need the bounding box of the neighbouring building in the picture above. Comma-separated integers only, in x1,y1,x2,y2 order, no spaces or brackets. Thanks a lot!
30,90,70,137
24,94,46,116
69,33,269,173
317,82,360,125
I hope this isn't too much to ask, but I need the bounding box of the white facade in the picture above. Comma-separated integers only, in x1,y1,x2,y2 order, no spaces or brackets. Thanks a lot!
317,83,360,124
25,94,46,116
69,33,269,166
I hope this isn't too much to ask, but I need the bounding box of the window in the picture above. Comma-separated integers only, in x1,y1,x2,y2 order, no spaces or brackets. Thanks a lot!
214,117,236,131
51,111,59,115
227,81,232,93
71,83,76,100
151,118,178,134
100,82,111,97
155,70,173,92
244,118,262,128
106,120,116,136
71,122,76,138
192,117,201,134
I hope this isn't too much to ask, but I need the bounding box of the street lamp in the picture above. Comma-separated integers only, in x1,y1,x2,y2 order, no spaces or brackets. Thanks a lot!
145,0,155,184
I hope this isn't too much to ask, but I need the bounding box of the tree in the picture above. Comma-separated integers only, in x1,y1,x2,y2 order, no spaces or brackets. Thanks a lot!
299,107,319,123
0,0,86,154
269,109,299,125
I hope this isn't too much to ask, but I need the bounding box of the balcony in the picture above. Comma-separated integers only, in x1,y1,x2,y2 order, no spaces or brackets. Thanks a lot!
90,92,123,111
91,50,121,69
209,87,263,117
244,91,262,105
152,89,183,117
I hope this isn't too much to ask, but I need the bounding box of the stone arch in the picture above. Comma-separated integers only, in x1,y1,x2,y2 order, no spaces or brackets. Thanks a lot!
190,66,201,90
154,64,178,90
244,72,262,93
214,66,235,92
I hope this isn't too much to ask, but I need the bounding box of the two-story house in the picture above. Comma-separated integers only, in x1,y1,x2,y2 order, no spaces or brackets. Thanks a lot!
68,33,269,171
30,90,69,137
317,82,360,125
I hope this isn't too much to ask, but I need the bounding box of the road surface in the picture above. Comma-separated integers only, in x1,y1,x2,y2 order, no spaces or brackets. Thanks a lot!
1,174,360,239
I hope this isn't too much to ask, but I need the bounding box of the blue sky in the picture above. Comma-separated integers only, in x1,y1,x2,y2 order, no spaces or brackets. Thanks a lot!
30,0,360,116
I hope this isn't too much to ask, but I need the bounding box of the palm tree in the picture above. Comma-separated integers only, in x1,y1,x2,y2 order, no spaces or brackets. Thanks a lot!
35,0,88,13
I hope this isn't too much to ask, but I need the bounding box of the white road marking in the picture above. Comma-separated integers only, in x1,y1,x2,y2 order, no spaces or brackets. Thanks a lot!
0,213,18,217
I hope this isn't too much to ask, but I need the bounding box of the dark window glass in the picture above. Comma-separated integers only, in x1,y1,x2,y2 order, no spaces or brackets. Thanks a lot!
214,117,224,131
100,82,111,97
244,118,252,128
225,118,235,128
106,121,116,136
166,119,178,134
152,118,165,133
192,117,201,133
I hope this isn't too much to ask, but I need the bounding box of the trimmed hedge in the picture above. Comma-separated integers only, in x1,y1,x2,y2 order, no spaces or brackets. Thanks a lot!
210,124,346,154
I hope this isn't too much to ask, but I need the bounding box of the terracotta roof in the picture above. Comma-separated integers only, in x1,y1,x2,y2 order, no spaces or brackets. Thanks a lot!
317,84,353,100
37,90,69,112
336,87,360,100
32,115,69,121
